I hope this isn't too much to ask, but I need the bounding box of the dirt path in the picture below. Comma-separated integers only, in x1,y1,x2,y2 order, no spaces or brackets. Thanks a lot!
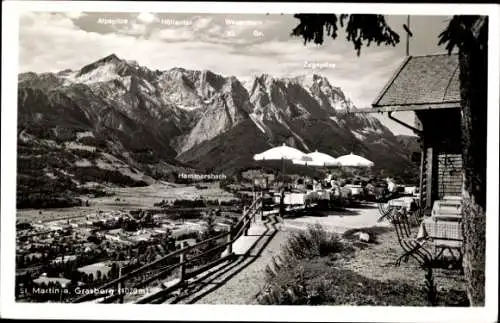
175,228,288,304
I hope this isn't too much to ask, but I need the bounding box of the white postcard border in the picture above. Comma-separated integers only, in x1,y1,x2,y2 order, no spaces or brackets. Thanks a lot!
1,2,498,322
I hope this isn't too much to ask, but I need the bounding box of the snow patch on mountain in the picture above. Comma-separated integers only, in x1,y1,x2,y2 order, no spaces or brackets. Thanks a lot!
294,101,312,118
126,60,139,66
120,75,132,89
329,97,348,110
360,126,383,135
61,71,79,86
293,74,317,89
329,116,339,123
352,130,366,141
177,104,202,111
373,138,391,147
249,112,267,134
240,79,253,94
139,79,155,93
73,62,120,84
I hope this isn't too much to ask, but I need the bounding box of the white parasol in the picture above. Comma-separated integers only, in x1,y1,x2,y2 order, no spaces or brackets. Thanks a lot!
253,143,309,161
336,153,374,167
253,144,310,182
292,150,340,167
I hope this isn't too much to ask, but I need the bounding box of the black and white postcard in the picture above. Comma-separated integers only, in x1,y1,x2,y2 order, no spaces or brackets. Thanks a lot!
1,1,498,322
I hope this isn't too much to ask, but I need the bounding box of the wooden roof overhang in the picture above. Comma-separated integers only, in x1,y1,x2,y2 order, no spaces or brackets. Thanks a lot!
348,54,461,135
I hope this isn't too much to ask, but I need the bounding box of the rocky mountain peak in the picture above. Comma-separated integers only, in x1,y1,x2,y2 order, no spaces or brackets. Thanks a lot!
77,53,121,76
99,53,121,64
198,69,225,92
57,69,74,76
72,53,156,85
255,73,275,85
17,54,419,188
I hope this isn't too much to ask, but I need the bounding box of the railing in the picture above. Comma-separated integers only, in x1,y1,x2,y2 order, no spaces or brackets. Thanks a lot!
72,193,264,304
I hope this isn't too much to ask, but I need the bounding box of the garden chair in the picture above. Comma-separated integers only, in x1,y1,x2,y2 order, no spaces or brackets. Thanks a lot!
386,208,433,267
378,197,423,225
433,239,463,265
376,188,396,220
377,202,392,221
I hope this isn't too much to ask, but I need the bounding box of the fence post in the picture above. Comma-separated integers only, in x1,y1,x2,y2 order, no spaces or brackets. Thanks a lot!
260,196,264,223
179,242,187,284
244,211,249,236
226,225,233,255
117,266,124,304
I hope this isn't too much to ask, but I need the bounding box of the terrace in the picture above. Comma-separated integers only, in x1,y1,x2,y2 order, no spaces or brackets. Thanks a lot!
168,54,467,306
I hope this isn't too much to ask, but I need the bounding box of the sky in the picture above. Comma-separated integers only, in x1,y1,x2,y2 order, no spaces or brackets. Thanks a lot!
18,12,454,136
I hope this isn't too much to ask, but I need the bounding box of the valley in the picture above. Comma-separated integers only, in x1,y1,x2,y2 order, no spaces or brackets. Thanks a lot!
17,53,419,210
16,182,237,224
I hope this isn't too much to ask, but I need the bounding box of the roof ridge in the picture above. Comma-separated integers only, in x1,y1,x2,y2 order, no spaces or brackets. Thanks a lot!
372,53,460,108
411,52,458,58
442,64,460,101
372,56,412,107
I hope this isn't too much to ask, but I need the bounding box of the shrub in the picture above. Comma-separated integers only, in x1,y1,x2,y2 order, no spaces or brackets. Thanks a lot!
281,224,343,262
258,224,344,305
258,267,332,305
259,258,334,305
258,257,437,306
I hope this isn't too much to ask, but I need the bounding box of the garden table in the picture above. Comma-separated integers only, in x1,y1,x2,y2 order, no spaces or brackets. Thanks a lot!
417,217,462,240
431,199,462,220
378,196,419,222
388,196,418,209
273,192,307,205
345,184,363,196
417,217,463,262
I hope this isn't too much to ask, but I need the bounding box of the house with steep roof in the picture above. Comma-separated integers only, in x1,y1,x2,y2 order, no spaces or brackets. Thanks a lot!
357,53,462,211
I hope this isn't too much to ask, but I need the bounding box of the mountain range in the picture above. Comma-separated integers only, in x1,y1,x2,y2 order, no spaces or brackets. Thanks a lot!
17,54,419,207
